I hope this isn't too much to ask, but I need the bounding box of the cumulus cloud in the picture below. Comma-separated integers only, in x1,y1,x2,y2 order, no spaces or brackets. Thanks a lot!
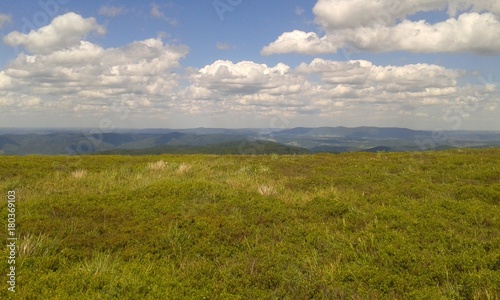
261,30,339,55
3,12,105,54
0,11,497,128
179,60,317,118
313,0,445,29
4,38,188,93
471,0,500,15
0,14,12,29
178,57,500,125
0,28,189,115
314,0,500,29
99,6,126,17
263,0,500,55
316,58,498,122
0,12,192,120
0,93,42,108
332,12,500,54
192,60,309,96
0,72,13,89
297,58,462,96
1,52,497,127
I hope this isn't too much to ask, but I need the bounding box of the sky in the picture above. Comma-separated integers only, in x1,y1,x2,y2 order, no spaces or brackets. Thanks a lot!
0,0,499,130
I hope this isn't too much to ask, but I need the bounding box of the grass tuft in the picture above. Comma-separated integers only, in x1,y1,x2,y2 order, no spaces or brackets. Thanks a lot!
147,160,167,171
17,233,59,257
80,252,115,275
176,163,191,174
257,184,276,196
70,169,87,179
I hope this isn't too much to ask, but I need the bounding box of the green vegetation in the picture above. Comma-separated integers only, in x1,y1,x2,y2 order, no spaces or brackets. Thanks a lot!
97,140,310,155
1,149,499,299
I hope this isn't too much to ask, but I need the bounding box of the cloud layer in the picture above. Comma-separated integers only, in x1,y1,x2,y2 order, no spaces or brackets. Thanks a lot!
1,13,188,117
0,11,497,129
263,0,500,55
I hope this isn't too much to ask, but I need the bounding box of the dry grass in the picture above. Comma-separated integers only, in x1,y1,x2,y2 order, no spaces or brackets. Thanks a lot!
80,252,115,275
147,160,167,171
176,163,191,175
257,185,276,196
70,169,87,179
17,233,57,257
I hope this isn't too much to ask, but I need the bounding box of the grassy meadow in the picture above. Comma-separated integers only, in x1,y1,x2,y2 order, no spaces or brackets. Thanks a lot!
1,149,499,299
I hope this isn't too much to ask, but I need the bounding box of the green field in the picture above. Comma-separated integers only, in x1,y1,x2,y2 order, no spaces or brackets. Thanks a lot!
1,149,499,299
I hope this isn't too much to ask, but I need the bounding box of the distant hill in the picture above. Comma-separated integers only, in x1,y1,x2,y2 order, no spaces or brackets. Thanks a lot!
0,126,499,155
96,140,310,155
276,126,431,139
359,146,393,153
0,136,18,148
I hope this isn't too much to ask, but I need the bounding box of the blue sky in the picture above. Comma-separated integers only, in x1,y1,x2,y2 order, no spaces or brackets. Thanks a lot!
0,1,318,68
0,0,499,130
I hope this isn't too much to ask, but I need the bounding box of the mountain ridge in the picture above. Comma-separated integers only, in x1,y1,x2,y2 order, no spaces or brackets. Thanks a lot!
0,126,499,155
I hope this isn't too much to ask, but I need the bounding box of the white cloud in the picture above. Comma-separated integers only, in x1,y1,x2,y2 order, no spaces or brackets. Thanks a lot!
314,0,500,29
313,0,446,29
297,59,460,88
300,60,498,127
472,0,500,15
3,12,105,54
0,14,12,29
0,10,497,129
0,93,42,108
0,47,486,115
177,57,500,127
263,0,500,55
1,53,498,128
193,60,309,96
261,30,339,55
333,12,500,54
1,12,188,116
99,6,126,17
180,60,318,118
0,72,13,89
0,31,188,113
